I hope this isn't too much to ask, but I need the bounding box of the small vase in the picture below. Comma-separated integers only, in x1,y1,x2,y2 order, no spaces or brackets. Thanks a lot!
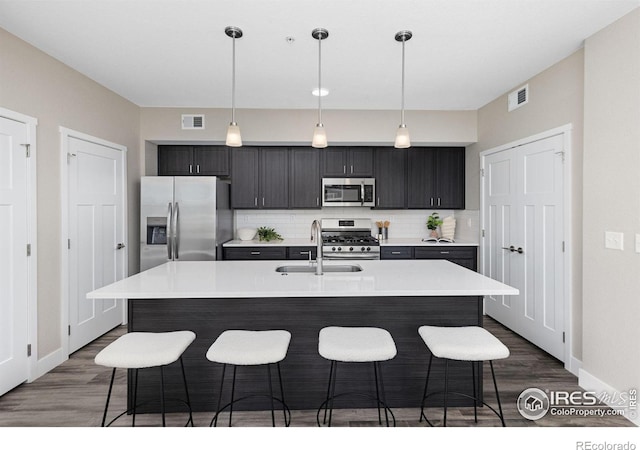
430,229,438,238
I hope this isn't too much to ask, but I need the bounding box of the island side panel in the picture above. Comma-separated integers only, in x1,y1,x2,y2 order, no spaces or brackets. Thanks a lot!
128,296,483,412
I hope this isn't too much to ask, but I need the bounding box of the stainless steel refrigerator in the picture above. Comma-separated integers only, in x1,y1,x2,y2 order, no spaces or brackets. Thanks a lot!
140,176,232,271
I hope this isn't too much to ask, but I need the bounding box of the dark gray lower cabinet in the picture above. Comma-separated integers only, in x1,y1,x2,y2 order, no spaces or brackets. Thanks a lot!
381,245,478,271
223,247,287,260
287,246,318,260
414,247,477,271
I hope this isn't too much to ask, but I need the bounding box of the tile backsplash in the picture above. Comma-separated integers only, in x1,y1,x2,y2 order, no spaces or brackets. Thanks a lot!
234,208,480,241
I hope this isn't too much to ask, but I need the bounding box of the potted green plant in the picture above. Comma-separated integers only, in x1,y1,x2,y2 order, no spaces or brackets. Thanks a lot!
426,212,443,238
257,226,283,242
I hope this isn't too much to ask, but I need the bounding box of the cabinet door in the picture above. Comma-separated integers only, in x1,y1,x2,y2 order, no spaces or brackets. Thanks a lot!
414,247,477,271
374,147,406,208
230,147,259,208
287,246,318,260
223,247,287,260
380,246,413,259
434,147,465,209
158,145,194,176
194,146,230,176
407,148,436,208
321,147,348,176
290,147,321,208
260,147,289,208
348,147,374,177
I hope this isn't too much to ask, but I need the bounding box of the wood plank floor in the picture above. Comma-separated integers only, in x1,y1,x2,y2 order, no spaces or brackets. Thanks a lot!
0,317,633,427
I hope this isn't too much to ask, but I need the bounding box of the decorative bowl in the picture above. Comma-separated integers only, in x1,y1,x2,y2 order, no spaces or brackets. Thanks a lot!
237,228,257,241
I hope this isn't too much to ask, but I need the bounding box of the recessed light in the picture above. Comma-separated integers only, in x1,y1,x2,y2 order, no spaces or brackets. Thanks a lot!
312,88,329,97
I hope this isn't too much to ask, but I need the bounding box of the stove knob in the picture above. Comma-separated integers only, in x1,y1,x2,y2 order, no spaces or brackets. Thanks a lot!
361,247,366,252
332,247,336,251
337,247,342,251
349,247,354,251
366,247,371,251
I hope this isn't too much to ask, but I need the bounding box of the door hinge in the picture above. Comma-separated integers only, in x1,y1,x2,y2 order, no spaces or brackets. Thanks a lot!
480,168,485,177
481,229,485,238
67,152,76,164
555,151,565,163
26,243,31,256
562,332,565,343
562,241,565,252
68,239,71,250
68,325,71,336
27,344,32,357
21,143,31,158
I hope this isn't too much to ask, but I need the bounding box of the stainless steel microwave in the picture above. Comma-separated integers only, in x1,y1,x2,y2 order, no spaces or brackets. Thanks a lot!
322,178,375,207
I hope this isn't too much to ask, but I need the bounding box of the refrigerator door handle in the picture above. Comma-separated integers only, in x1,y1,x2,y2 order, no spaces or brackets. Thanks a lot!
166,202,173,260
173,202,180,259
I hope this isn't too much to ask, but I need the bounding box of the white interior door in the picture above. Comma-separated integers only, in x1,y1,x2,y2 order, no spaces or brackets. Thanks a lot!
67,134,125,353
0,117,29,396
483,134,565,361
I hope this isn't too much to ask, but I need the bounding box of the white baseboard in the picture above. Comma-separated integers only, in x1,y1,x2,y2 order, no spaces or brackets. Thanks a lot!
566,355,582,376
579,369,639,426
30,347,67,382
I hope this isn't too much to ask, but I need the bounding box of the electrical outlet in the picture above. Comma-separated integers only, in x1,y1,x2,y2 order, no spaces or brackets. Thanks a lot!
605,231,624,250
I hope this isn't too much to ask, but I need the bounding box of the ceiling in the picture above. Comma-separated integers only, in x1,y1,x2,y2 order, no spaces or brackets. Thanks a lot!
0,0,638,110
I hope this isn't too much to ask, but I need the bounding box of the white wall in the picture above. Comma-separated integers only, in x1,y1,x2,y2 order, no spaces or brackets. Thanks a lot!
581,8,640,404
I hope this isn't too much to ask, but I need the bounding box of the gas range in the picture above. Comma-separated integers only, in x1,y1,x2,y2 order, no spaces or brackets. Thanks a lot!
320,218,380,260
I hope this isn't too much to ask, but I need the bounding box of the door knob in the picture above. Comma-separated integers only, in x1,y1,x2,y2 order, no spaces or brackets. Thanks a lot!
116,243,126,250
501,246,515,252
516,247,524,254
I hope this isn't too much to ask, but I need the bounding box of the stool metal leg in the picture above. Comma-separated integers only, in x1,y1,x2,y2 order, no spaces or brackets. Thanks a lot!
419,353,433,422
443,359,449,427
132,369,139,426
328,361,338,427
376,362,391,427
277,363,288,426
229,365,237,427
322,361,334,425
267,364,276,427
160,366,166,427
212,364,226,426
490,361,506,427
373,362,382,425
472,361,478,423
179,356,194,426
101,368,117,427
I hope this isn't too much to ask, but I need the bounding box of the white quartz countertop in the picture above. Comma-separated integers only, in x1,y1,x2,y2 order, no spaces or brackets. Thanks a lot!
223,238,479,247
87,260,517,299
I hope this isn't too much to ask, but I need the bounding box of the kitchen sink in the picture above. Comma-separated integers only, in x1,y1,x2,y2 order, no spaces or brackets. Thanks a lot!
275,264,363,273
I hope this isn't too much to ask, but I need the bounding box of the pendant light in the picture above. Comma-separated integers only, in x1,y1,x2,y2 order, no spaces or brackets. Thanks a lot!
394,30,412,149
225,26,243,147
311,28,329,148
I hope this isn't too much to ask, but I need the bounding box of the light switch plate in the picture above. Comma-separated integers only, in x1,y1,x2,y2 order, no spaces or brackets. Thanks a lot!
605,231,624,250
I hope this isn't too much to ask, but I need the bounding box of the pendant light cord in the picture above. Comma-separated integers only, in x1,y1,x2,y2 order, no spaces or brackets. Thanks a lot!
231,34,236,125
401,38,405,126
318,35,322,125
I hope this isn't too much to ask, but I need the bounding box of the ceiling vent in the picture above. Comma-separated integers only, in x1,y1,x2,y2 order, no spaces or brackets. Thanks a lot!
508,84,529,112
181,114,205,130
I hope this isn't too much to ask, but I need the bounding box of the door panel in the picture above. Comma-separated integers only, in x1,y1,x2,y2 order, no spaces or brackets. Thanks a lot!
68,136,125,353
0,117,29,396
483,134,565,361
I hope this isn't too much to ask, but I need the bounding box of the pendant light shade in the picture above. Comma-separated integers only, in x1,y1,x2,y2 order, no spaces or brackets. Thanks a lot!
394,30,412,149
312,28,329,148
225,26,243,147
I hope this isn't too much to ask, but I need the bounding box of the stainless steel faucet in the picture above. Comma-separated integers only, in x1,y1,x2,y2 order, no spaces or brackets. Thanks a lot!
310,219,323,275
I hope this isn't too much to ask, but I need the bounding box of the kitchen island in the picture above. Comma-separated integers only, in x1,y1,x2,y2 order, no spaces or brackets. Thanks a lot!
87,260,517,413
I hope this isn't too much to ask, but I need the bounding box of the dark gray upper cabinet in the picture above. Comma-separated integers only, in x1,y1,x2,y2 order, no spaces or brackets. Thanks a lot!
374,147,407,208
407,147,465,209
290,147,321,209
158,145,229,176
231,147,289,209
321,147,374,177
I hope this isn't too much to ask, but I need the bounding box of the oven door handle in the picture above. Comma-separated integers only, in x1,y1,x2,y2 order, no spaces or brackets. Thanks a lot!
324,253,380,260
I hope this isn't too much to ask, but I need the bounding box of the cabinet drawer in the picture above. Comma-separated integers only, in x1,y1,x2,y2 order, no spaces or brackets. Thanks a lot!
223,247,287,260
380,247,414,259
287,247,318,260
414,247,476,260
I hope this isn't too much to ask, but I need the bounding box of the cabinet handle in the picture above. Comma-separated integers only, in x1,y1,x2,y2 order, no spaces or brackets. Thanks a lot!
391,251,401,255
250,251,261,255
316,197,319,206
254,197,258,207
262,197,265,206
437,198,441,206
440,251,450,255
430,197,434,206
189,164,193,174
300,251,309,255
377,197,380,206
343,165,346,174
351,165,354,174
196,164,200,174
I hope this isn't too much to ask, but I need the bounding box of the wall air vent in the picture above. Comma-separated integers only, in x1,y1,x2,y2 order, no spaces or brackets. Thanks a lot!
181,114,205,130
508,84,529,112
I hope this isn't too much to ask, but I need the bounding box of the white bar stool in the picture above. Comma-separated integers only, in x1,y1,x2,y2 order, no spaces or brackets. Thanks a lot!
206,329,292,427
94,330,196,427
317,326,397,427
417,325,509,426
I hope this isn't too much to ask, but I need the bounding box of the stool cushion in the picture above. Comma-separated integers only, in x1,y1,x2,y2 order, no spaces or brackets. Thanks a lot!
318,326,397,362
206,330,291,366
418,326,509,361
94,331,196,369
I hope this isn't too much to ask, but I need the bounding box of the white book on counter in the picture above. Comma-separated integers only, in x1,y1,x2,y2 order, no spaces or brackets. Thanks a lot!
422,237,455,243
